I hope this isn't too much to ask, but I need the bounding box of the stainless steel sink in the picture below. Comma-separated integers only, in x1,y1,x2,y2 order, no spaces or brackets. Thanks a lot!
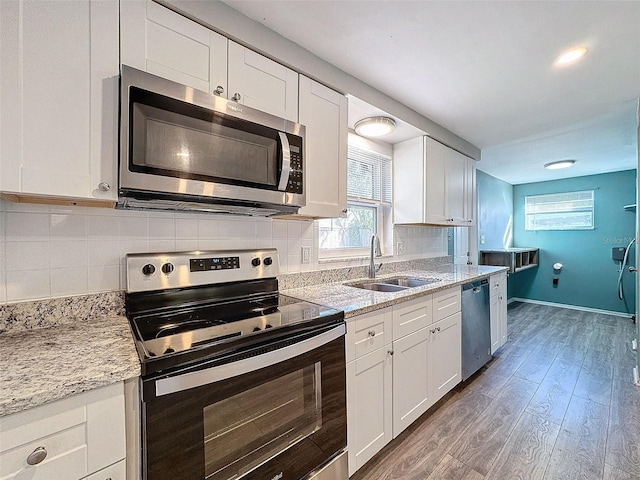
349,282,408,292
378,276,439,288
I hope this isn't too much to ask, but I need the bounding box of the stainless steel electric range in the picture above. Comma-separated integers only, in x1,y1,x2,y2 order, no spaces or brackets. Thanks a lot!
125,249,347,480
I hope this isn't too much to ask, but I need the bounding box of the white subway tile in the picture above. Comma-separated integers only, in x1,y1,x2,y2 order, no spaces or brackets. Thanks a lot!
272,239,288,261
175,239,198,251
3,201,49,214
88,239,121,266
119,215,148,238
50,205,88,216
197,218,219,238
51,267,88,297
287,254,301,273
5,241,50,271
272,220,288,238
287,221,302,239
218,219,255,239
50,240,88,268
5,212,50,241
149,239,176,252
175,217,198,238
149,217,175,239
255,219,272,241
88,214,119,239
50,213,88,239
301,221,313,239
7,270,51,301
88,265,121,293
119,239,149,258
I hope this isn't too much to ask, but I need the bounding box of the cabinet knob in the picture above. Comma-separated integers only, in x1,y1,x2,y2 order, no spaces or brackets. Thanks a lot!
26,446,47,465
387,349,394,356
214,85,224,95
97,182,110,192
368,330,376,337
232,92,242,102
342,208,348,214
436,327,441,332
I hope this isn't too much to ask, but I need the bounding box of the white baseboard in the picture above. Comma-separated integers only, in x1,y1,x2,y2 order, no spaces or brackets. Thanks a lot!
509,297,634,319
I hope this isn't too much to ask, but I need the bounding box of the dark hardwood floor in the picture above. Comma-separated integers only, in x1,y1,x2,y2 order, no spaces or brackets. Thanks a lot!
351,302,640,480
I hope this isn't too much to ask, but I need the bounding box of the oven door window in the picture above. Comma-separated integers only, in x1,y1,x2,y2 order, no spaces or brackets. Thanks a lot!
129,88,280,189
203,363,322,480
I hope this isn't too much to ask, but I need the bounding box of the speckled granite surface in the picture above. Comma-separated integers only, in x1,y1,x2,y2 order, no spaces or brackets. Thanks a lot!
282,264,508,318
0,315,140,417
0,292,125,334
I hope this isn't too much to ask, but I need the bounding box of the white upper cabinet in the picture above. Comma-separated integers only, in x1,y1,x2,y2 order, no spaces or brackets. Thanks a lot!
295,76,347,218
0,0,119,204
394,136,476,226
120,0,227,96
227,41,299,122
120,1,298,123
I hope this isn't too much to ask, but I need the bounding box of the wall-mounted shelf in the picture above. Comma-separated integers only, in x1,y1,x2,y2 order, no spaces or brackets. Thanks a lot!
479,248,539,274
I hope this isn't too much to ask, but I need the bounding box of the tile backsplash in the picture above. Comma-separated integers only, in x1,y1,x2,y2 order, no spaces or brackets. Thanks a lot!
0,200,448,304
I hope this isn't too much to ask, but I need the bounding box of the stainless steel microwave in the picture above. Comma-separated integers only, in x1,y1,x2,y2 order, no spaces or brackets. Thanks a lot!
118,66,305,216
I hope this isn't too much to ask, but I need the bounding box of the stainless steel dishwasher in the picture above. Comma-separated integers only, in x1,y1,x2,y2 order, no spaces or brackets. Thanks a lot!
461,278,491,381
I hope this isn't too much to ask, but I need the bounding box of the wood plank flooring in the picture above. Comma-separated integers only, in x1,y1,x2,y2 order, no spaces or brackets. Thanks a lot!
351,302,640,480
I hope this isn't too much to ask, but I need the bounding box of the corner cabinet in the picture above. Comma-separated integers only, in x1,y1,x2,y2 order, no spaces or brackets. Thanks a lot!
490,272,508,353
120,0,299,122
346,287,462,477
0,0,119,206
394,136,476,226
0,383,126,480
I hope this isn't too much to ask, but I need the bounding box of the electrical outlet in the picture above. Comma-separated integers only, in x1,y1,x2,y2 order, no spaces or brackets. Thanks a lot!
480,235,486,245
301,246,311,264
397,242,405,255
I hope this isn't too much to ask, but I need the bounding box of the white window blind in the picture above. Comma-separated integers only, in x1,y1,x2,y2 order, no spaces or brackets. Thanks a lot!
525,190,594,231
347,145,392,203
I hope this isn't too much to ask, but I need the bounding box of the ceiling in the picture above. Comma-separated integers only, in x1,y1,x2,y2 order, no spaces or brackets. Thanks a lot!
221,0,640,185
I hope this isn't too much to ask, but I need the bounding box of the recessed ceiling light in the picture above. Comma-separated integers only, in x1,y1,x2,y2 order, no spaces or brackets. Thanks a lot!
544,160,576,170
354,116,396,137
554,47,588,66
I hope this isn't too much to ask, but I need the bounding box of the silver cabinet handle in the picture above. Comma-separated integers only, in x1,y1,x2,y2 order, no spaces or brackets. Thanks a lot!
368,330,376,337
213,85,224,95
27,446,47,465
388,349,394,356
97,182,110,192
436,327,441,332
629,266,637,273
342,208,348,214
232,92,241,102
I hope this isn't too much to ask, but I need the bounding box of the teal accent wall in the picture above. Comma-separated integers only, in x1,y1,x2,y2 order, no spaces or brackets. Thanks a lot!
477,170,514,251
511,170,637,314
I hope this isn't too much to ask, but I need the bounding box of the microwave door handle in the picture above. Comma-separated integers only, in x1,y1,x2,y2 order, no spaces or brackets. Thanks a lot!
277,131,291,191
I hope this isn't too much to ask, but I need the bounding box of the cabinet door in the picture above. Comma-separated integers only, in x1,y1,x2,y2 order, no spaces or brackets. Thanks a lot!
433,286,461,322
228,41,298,122
392,295,432,340
490,292,501,354
445,149,466,225
464,157,476,226
393,136,426,224
429,312,462,404
346,348,392,476
499,274,508,347
392,327,430,437
346,307,393,363
0,0,118,202
297,76,347,218
424,138,448,224
120,0,227,95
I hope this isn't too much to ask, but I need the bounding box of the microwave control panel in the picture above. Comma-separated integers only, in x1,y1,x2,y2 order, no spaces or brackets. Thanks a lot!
286,144,303,194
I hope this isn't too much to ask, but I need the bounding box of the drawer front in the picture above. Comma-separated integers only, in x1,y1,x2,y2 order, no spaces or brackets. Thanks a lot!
490,274,501,297
347,308,393,362
0,424,87,480
392,295,432,340
433,287,461,321
85,460,126,480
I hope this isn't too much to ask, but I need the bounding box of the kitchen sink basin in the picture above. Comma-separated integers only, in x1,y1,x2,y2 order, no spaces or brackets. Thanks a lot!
378,276,439,288
349,282,408,292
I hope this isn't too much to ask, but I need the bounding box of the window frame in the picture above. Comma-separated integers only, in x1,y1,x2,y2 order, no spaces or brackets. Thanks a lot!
524,189,595,231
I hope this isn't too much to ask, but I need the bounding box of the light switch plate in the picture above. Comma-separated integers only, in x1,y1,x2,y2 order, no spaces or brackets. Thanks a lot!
301,246,311,264
397,242,405,255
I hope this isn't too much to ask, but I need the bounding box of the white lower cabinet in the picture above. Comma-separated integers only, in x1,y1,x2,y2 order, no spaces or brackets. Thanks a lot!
0,383,125,480
346,287,462,476
490,272,508,353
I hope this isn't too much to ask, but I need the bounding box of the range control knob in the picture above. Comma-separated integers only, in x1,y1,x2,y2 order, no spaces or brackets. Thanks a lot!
142,264,156,276
251,258,261,267
161,263,175,275
263,257,273,266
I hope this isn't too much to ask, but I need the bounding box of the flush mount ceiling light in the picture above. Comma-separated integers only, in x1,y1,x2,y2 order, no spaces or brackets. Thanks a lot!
554,47,588,66
354,116,397,137
544,160,576,170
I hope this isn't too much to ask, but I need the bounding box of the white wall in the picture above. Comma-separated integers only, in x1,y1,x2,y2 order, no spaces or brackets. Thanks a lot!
0,200,447,304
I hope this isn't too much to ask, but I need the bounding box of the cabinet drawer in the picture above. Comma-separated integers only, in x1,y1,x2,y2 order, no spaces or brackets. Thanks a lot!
489,274,502,297
433,287,461,321
85,459,126,480
0,424,87,480
392,295,432,340
346,308,392,362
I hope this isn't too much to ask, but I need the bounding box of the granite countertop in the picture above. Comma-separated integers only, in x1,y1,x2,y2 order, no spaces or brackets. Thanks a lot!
282,264,508,318
0,315,140,417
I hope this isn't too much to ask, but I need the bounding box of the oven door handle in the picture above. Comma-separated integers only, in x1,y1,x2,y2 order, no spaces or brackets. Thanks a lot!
277,131,291,191
155,323,345,397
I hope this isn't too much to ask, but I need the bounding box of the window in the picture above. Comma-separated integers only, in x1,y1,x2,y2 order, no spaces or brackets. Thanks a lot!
318,140,392,257
525,190,594,231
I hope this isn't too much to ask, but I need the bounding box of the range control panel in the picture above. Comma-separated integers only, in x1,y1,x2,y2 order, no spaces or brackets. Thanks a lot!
126,249,279,293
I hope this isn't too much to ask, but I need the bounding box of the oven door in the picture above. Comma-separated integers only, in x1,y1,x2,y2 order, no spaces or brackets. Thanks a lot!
119,66,305,209
140,324,346,480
